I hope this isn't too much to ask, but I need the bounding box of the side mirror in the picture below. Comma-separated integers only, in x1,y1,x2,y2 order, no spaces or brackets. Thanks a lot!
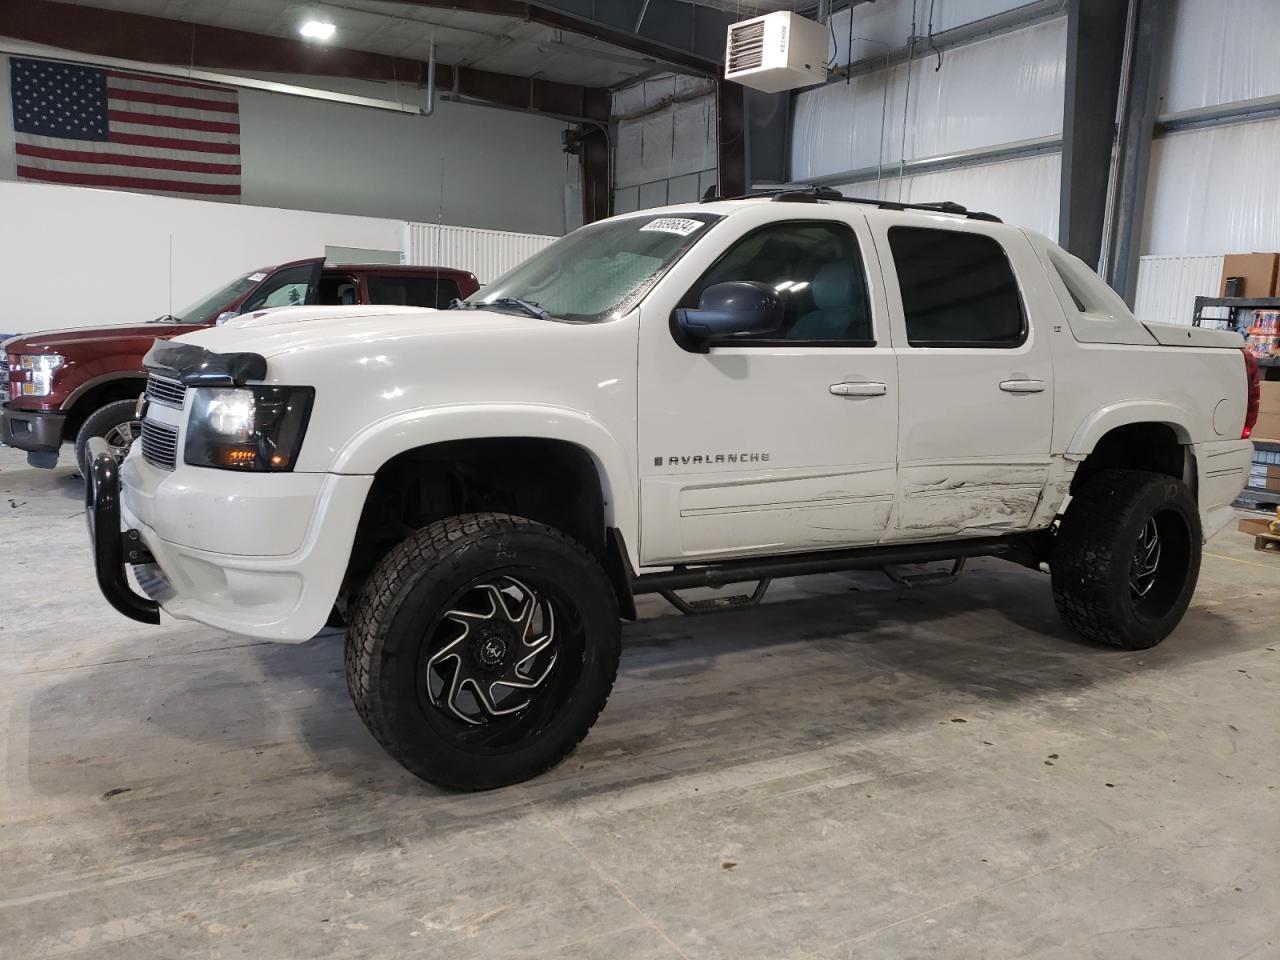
674,281,784,351
214,311,238,326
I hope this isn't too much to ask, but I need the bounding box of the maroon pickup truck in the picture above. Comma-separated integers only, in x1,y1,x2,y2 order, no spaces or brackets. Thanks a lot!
1,257,479,469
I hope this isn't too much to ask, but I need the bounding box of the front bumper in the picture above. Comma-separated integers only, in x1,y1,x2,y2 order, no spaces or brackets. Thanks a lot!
88,445,372,641
85,437,161,624
1,402,65,457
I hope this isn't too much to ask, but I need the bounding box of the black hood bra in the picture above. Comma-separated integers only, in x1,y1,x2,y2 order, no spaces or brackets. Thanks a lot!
143,340,268,387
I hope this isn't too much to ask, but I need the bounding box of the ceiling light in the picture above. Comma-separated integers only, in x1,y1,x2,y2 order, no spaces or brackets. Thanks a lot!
299,20,337,40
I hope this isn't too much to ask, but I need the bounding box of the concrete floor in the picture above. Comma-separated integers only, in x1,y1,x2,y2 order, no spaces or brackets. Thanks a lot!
1,444,1277,960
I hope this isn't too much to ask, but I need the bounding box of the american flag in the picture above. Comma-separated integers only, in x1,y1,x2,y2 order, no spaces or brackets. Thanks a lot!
9,56,241,201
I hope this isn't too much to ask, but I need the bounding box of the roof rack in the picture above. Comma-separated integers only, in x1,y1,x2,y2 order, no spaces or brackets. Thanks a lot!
701,184,1003,223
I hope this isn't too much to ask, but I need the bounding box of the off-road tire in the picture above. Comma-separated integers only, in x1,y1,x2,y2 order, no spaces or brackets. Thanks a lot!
1052,469,1201,650
345,512,620,790
75,399,141,472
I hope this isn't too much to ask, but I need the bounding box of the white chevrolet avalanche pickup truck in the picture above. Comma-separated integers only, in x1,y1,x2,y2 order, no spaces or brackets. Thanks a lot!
86,188,1259,790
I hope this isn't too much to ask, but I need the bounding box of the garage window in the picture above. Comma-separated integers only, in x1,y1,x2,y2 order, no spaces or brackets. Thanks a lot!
680,221,874,345
367,275,461,309
889,227,1026,348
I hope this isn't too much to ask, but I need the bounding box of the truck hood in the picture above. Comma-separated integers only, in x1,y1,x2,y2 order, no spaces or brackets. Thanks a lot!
4,321,193,354
172,305,544,360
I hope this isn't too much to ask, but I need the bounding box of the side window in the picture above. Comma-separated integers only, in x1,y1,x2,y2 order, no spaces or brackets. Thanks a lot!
317,275,359,306
367,275,462,309
680,220,873,344
241,264,317,313
888,227,1025,347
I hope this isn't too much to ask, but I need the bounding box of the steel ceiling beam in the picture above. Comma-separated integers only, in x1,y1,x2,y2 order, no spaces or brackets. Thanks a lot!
390,0,726,75
0,0,610,122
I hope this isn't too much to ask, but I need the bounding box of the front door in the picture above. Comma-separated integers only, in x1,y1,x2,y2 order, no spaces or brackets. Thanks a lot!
238,258,325,314
871,217,1054,539
636,209,899,565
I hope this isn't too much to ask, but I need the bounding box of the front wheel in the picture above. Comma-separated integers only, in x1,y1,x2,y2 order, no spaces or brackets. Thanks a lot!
75,399,142,472
345,513,620,790
1052,469,1201,650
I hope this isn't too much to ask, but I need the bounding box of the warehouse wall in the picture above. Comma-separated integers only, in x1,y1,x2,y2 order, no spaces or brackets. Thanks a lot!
1143,0,1280,257
0,54,578,237
0,179,553,333
1134,0,1280,324
612,74,718,213
789,7,1066,237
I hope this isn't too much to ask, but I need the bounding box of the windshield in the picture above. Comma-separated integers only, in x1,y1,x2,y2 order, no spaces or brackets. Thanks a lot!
171,270,266,324
463,213,722,322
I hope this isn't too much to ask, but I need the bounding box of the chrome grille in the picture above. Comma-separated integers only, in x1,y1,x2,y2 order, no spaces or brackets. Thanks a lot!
145,374,187,409
140,419,179,471
727,21,766,72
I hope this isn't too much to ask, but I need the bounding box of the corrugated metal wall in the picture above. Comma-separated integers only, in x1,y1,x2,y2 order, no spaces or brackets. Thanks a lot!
402,222,556,285
1133,254,1225,326
612,75,718,214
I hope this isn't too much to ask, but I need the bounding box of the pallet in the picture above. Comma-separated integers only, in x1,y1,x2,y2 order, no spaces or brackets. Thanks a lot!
1238,517,1280,553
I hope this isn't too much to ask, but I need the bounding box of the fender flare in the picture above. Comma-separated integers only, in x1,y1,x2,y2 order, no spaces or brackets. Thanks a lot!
331,403,639,566
1066,399,1194,458
60,367,148,412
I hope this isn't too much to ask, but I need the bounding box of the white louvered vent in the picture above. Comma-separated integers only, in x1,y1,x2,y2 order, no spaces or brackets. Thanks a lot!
724,12,829,94
726,21,766,73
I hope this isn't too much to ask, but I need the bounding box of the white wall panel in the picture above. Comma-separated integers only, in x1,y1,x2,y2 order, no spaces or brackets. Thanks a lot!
792,17,1066,180
833,152,1062,237
1133,254,1225,326
1143,118,1280,256
0,180,404,333
403,222,555,284
1158,0,1280,113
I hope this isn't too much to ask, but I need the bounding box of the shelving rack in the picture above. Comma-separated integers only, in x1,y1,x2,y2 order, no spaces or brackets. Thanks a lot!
1240,439,1280,511
1190,296,1280,510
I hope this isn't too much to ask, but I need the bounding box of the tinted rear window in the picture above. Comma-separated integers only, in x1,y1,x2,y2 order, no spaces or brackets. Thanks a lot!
888,227,1025,347
367,275,461,309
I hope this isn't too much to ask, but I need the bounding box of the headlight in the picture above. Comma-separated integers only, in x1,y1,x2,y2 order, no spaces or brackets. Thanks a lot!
16,354,64,396
184,385,314,471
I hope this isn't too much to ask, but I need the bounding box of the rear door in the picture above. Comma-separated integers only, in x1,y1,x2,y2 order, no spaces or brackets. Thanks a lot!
870,215,1053,539
365,272,462,309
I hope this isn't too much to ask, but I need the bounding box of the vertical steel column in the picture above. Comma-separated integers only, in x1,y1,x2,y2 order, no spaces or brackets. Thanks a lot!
744,88,792,187
1105,0,1165,305
1058,0,1128,270
717,79,747,197
580,127,612,224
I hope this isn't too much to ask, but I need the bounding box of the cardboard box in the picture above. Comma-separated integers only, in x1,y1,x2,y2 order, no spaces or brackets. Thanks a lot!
1254,382,1280,441
1220,253,1279,298
1254,413,1280,442
1261,381,1280,416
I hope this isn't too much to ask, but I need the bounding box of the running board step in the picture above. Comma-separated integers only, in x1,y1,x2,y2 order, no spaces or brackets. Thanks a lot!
659,579,772,616
881,558,966,588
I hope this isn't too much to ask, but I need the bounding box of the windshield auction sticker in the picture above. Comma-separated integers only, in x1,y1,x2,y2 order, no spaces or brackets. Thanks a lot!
640,217,704,237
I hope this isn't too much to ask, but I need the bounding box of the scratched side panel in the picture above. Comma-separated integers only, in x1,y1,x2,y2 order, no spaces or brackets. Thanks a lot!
894,461,1051,538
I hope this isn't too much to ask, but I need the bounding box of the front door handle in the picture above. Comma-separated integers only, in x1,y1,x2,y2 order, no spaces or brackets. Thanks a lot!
830,381,887,397
999,379,1046,394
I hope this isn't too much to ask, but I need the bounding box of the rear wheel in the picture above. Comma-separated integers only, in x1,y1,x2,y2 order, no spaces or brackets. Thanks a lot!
75,399,141,472
345,512,620,790
1052,469,1201,649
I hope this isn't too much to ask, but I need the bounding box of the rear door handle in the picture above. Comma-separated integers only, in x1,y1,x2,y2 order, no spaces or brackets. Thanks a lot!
830,381,887,397
999,379,1046,394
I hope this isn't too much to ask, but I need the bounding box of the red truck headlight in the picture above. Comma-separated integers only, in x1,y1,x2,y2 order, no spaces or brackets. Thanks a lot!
15,354,64,397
